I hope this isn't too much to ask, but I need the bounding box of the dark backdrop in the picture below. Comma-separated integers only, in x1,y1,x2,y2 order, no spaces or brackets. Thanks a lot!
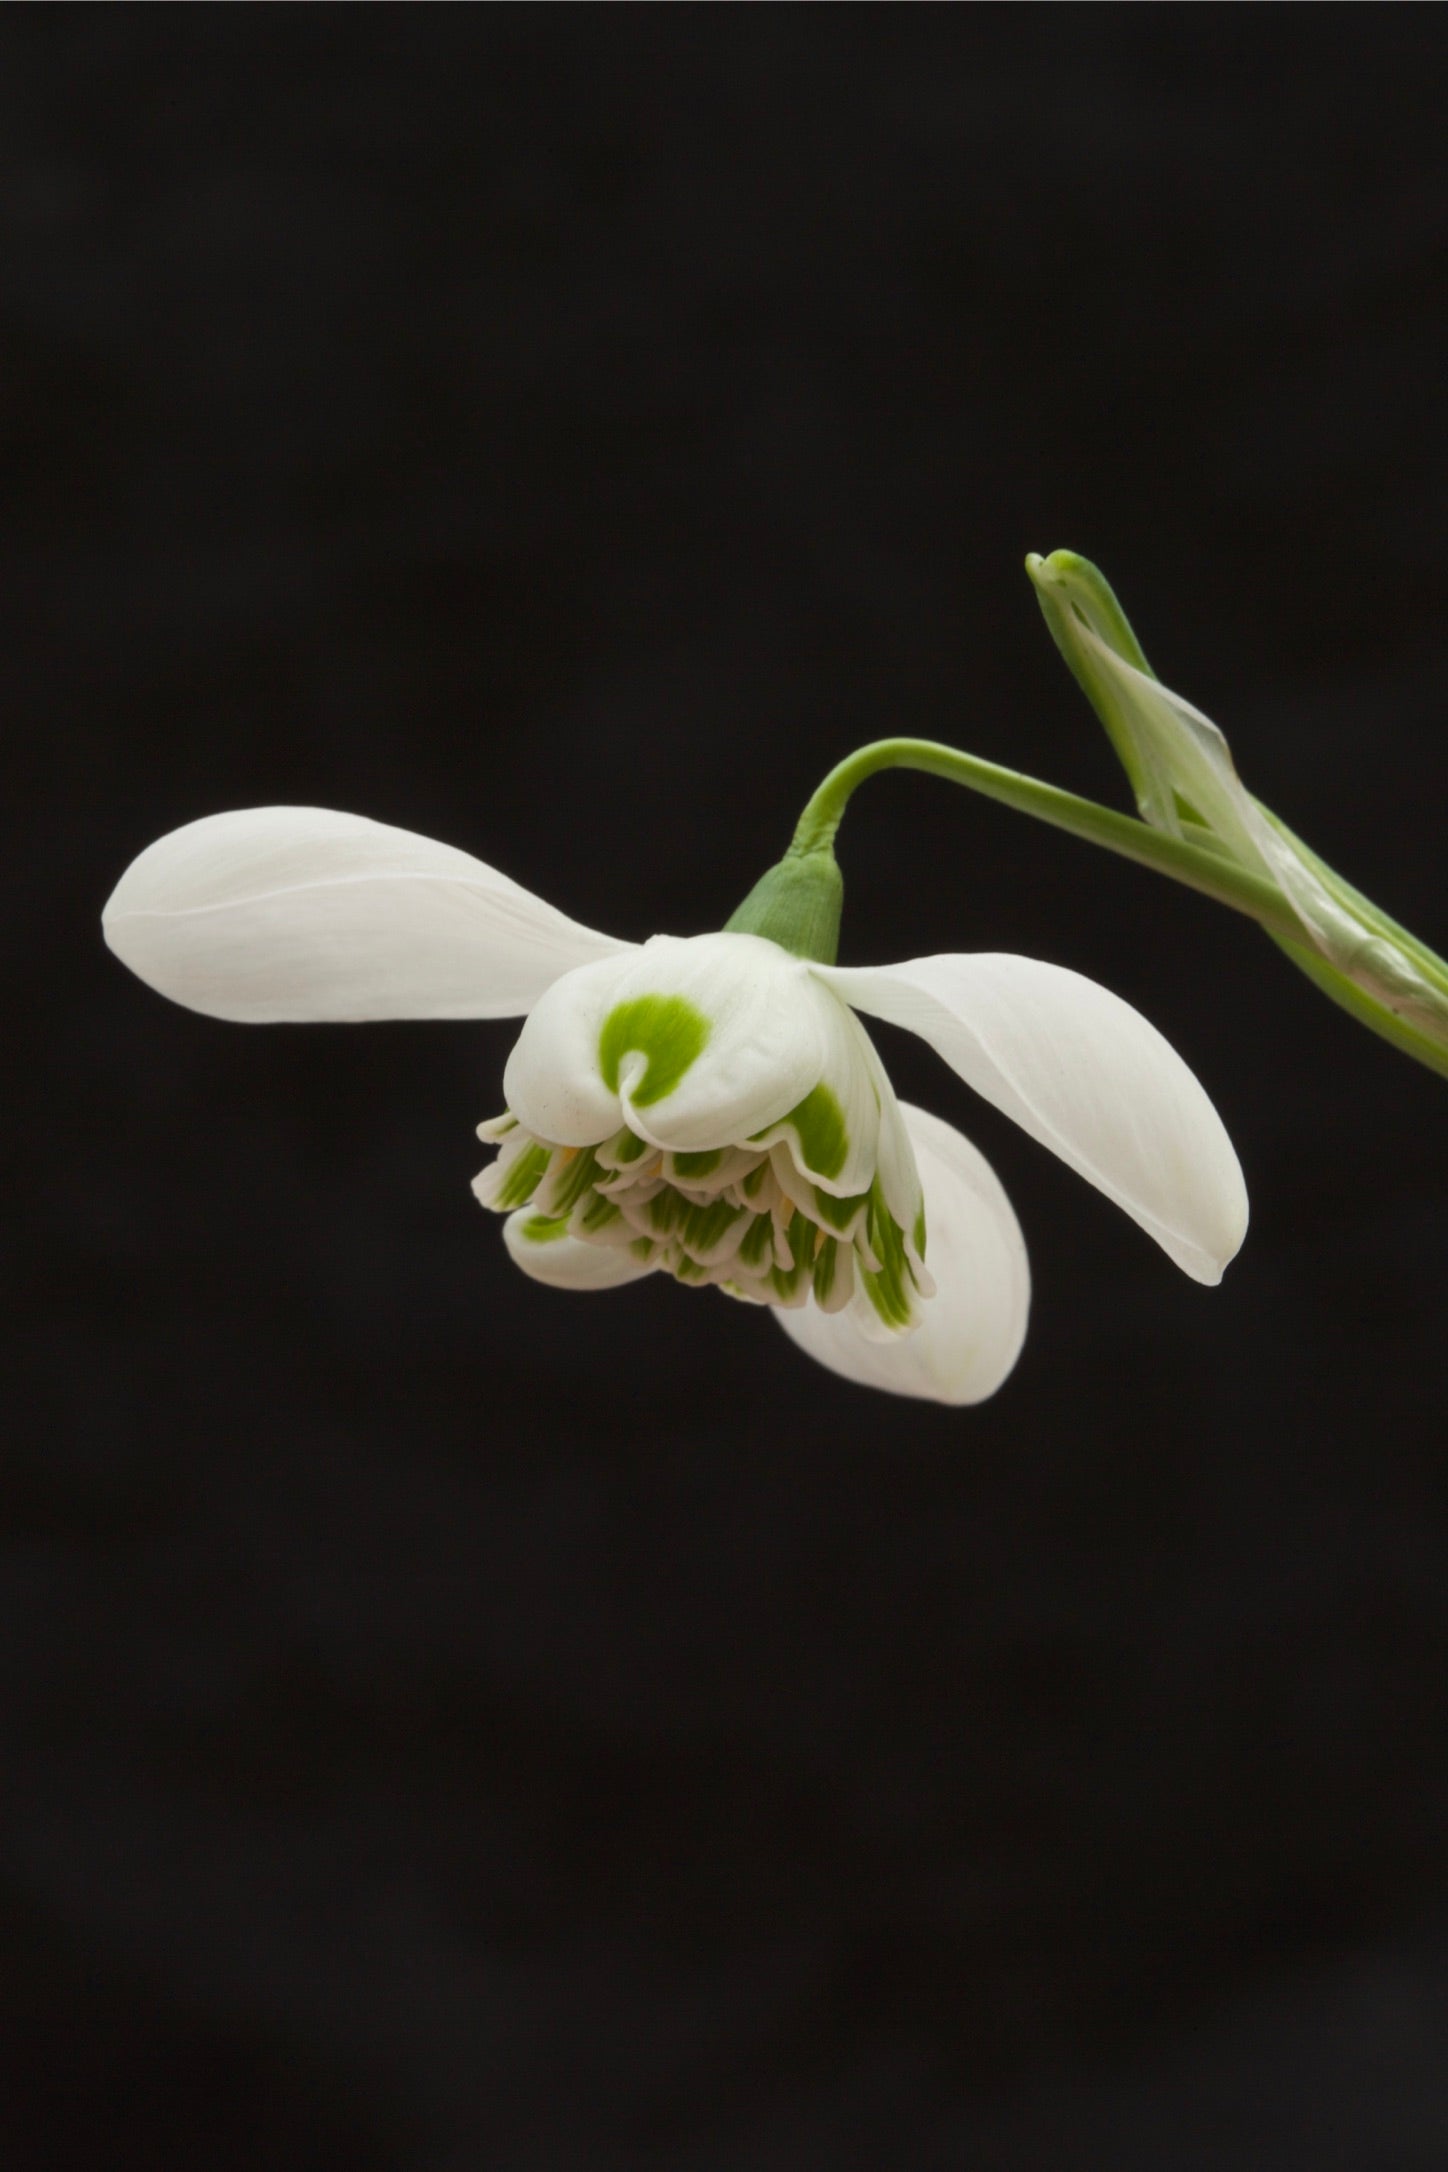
10,12,1448,2170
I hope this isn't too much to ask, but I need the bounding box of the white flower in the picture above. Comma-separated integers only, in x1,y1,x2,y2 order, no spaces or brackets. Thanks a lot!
103,806,1248,1405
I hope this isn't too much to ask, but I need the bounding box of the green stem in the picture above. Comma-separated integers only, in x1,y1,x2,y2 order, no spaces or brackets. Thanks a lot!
791,738,1306,943
1267,929,1448,1082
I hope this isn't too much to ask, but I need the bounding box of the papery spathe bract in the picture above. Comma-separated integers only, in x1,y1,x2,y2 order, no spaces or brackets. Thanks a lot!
103,805,1248,1405
1028,550,1448,1056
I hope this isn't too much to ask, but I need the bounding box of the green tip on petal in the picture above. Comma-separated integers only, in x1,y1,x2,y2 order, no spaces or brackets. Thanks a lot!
517,1213,572,1245
671,1147,723,1179
752,1080,850,1181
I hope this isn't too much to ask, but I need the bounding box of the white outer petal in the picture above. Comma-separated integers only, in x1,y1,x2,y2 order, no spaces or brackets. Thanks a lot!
502,1211,658,1291
817,953,1246,1285
776,1103,1029,1405
102,807,634,1023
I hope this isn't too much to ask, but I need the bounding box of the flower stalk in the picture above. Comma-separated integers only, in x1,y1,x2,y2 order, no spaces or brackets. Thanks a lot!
789,737,1301,942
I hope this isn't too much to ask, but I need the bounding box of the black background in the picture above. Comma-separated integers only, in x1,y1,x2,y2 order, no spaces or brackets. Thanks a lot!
11,11,1448,2169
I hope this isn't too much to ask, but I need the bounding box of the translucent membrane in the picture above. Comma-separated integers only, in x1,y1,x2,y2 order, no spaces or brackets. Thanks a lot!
473,1115,932,1332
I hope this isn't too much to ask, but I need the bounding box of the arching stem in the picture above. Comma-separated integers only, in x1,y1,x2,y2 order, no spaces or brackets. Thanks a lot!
789,737,1304,943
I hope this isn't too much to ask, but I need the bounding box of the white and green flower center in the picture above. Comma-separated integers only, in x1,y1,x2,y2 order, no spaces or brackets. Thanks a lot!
479,933,935,1332
473,1110,931,1330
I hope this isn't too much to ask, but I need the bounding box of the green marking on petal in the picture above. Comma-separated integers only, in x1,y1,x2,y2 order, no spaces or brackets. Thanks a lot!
913,1204,927,1259
679,1197,744,1259
611,1128,649,1165
598,995,711,1108
812,1235,840,1305
544,1145,601,1218
768,1258,809,1304
859,1179,916,1331
812,1183,870,1233
645,1189,689,1237
578,1192,622,1236
737,1212,775,1269
496,1142,551,1211
757,1081,849,1180
628,1237,656,1262
741,1162,771,1201
671,1147,722,1179
860,1261,914,1331
517,1213,571,1245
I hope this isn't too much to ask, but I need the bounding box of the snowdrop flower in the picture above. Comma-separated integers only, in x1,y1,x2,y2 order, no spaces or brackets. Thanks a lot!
103,804,1247,1405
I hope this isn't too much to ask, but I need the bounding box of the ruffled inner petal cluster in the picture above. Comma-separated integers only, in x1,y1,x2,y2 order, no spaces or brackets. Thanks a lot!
474,1114,933,1334
476,931,932,1338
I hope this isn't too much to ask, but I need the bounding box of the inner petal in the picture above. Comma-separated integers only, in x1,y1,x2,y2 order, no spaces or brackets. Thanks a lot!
477,1057,928,1339
596,933,827,1152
